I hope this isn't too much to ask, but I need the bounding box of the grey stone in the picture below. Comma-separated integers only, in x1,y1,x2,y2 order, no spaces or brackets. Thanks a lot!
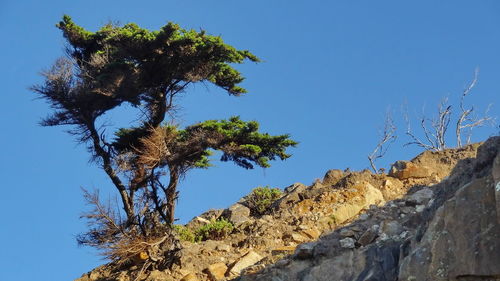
406,187,434,205
223,203,251,227
294,243,315,259
339,238,355,248
380,220,403,237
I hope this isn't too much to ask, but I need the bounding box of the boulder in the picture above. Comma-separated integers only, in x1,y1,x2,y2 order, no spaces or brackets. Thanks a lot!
229,251,263,274
406,187,433,205
322,169,344,185
389,160,432,179
379,220,403,237
294,243,315,259
329,182,385,224
357,225,378,246
223,203,251,227
339,238,355,248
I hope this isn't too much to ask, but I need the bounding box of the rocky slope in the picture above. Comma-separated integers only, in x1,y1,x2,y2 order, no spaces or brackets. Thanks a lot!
76,137,500,281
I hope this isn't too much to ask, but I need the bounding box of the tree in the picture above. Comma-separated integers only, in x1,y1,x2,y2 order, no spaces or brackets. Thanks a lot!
33,16,296,260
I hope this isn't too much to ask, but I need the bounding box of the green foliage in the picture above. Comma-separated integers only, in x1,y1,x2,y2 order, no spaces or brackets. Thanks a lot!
56,15,259,104
194,218,234,242
172,225,195,243
246,186,283,215
131,116,297,173
182,116,298,169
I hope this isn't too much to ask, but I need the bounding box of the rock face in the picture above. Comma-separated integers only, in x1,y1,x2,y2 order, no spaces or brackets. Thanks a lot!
399,142,500,281
75,139,492,281
236,137,500,281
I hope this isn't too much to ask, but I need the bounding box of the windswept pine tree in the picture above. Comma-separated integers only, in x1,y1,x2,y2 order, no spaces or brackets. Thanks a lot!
33,16,296,262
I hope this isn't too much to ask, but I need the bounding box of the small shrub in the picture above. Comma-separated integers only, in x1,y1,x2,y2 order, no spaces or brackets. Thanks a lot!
195,218,234,241
173,225,195,243
246,186,283,215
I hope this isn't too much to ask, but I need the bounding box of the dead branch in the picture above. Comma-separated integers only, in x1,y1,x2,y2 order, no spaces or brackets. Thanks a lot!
456,69,493,147
404,98,451,151
80,188,128,238
368,111,397,173
432,99,452,150
403,105,435,150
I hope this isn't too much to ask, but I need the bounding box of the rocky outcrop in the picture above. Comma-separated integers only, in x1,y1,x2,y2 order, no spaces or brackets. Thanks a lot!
236,137,500,281
75,139,489,281
399,139,500,281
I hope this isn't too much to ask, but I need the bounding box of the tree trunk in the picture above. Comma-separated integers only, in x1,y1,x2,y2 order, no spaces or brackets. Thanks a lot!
165,167,179,225
87,122,135,224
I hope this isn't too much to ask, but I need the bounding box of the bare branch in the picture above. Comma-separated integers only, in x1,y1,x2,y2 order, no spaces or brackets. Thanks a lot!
403,105,435,150
456,69,494,146
404,98,451,151
368,111,397,173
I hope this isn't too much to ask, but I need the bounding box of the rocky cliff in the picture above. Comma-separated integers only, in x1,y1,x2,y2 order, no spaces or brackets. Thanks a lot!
76,137,500,281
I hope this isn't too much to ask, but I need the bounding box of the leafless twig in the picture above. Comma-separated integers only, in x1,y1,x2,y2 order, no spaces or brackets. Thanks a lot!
404,97,452,151
368,111,397,173
456,69,493,147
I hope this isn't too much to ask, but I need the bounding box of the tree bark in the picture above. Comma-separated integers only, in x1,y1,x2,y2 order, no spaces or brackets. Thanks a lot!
165,167,180,225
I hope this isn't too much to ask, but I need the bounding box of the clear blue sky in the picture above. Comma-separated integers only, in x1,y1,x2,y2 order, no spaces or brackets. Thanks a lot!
1,1,499,280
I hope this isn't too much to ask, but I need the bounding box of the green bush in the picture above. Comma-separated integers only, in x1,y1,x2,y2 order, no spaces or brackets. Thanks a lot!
246,186,283,216
195,218,234,242
172,225,195,242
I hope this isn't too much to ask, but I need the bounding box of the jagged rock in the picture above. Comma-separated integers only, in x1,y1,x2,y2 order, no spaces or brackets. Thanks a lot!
204,263,227,280
339,237,355,248
235,138,499,281
415,204,425,212
339,228,357,238
300,185,326,200
223,203,251,227
389,160,432,179
273,183,306,210
283,232,307,243
229,250,263,275
284,183,307,193
215,244,231,252
329,182,385,224
199,209,224,221
399,144,500,280
275,259,290,267
380,177,405,201
77,138,494,281
379,220,403,237
406,187,433,205
322,169,344,185
357,225,378,246
293,243,315,259
186,216,211,230
299,228,321,239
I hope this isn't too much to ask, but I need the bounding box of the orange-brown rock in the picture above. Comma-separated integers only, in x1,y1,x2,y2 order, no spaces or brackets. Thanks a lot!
204,263,227,280
389,161,432,179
